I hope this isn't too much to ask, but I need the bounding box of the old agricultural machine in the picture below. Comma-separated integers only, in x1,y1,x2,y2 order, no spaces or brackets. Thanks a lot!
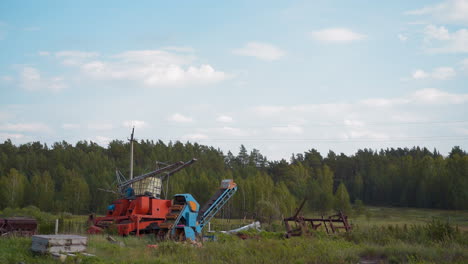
284,199,351,238
0,217,37,236
88,158,237,241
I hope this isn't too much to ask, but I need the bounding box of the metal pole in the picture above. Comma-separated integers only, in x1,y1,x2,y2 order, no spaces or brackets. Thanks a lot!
129,127,135,185
55,219,59,235
165,173,169,200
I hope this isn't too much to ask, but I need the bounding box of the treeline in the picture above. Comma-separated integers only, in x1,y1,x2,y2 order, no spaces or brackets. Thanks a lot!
0,139,466,218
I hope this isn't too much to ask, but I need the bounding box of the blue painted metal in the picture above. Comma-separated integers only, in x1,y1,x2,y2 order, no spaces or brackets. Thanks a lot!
197,186,238,230
156,180,237,241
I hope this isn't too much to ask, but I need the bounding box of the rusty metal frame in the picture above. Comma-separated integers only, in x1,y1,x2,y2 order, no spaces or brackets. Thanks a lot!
283,199,351,238
0,217,37,236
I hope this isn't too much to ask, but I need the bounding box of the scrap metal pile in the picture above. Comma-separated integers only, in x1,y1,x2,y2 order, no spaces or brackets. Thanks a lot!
283,199,351,238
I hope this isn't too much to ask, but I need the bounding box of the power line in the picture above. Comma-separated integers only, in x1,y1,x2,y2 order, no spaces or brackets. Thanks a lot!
157,120,468,129
159,136,468,143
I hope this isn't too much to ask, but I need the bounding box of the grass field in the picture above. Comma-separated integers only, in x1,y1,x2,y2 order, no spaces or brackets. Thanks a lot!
208,206,468,233
351,207,468,231
1,207,467,264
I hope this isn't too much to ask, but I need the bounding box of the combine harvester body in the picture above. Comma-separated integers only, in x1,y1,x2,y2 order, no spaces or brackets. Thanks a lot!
88,158,237,240
88,196,171,236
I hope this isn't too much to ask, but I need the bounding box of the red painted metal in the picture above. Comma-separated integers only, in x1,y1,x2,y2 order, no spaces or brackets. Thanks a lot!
88,197,171,236
88,159,198,237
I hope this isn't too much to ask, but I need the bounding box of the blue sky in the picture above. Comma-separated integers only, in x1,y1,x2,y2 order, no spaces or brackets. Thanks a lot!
0,0,467,160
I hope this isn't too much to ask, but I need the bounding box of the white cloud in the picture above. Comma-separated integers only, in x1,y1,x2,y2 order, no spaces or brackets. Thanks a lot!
38,51,50,56
344,119,365,127
216,115,233,123
19,67,67,91
87,123,113,131
1,75,13,82
55,50,100,66
254,106,287,116
423,25,468,53
233,42,285,61
0,122,50,133
20,67,40,90
432,67,456,79
310,28,366,43
244,89,468,153
56,51,99,58
112,50,192,65
454,127,468,136
0,133,25,140
398,34,409,42
461,58,468,71
62,123,80,130
272,125,304,135
424,25,450,40
181,133,208,141
122,120,148,129
162,46,195,53
94,136,111,146
411,67,456,80
360,98,409,107
406,0,468,25
345,129,390,140
52,49,228,87
168,113,194,123
219,126,248,137
412,88,468,104
362,88,468,106
412,69,429,79
0,111,10,121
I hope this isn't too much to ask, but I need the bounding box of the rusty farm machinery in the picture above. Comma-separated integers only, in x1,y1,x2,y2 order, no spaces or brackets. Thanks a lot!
87,158,238,241
283,199,351,238
0,217,37,237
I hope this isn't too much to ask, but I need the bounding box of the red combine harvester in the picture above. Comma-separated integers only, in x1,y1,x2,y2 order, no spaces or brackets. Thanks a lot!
88,159,196,236
88,130,238,240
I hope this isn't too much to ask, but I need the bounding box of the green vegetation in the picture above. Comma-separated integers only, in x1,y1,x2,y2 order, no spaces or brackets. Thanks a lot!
1,139,468,263
0,206,88,234
0,139,467,218
0,207,466,263
1,218,467,264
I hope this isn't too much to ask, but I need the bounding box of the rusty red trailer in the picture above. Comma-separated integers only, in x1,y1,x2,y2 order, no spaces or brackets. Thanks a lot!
0,217,38,236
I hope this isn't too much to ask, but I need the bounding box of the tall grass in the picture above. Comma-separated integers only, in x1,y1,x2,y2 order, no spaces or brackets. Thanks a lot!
1,223,466,264
0,206,467,263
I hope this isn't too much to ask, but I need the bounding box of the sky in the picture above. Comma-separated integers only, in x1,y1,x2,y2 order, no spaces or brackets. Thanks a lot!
0,0,467,160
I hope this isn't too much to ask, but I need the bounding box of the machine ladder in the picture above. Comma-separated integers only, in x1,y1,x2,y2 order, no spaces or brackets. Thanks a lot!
158,204,186,239
197,184,237,230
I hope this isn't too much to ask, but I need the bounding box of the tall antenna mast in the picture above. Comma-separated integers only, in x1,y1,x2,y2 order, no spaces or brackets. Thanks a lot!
129,127,135,182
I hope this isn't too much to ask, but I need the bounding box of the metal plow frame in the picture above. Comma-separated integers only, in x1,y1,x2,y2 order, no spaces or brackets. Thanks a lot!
283,199,351,238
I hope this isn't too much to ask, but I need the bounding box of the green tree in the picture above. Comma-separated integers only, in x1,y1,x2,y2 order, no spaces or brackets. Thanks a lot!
312,165,335,214
334,182,352,214
254,200,280,224
61,170,90,214
30,171,55,211
0,168,28,209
